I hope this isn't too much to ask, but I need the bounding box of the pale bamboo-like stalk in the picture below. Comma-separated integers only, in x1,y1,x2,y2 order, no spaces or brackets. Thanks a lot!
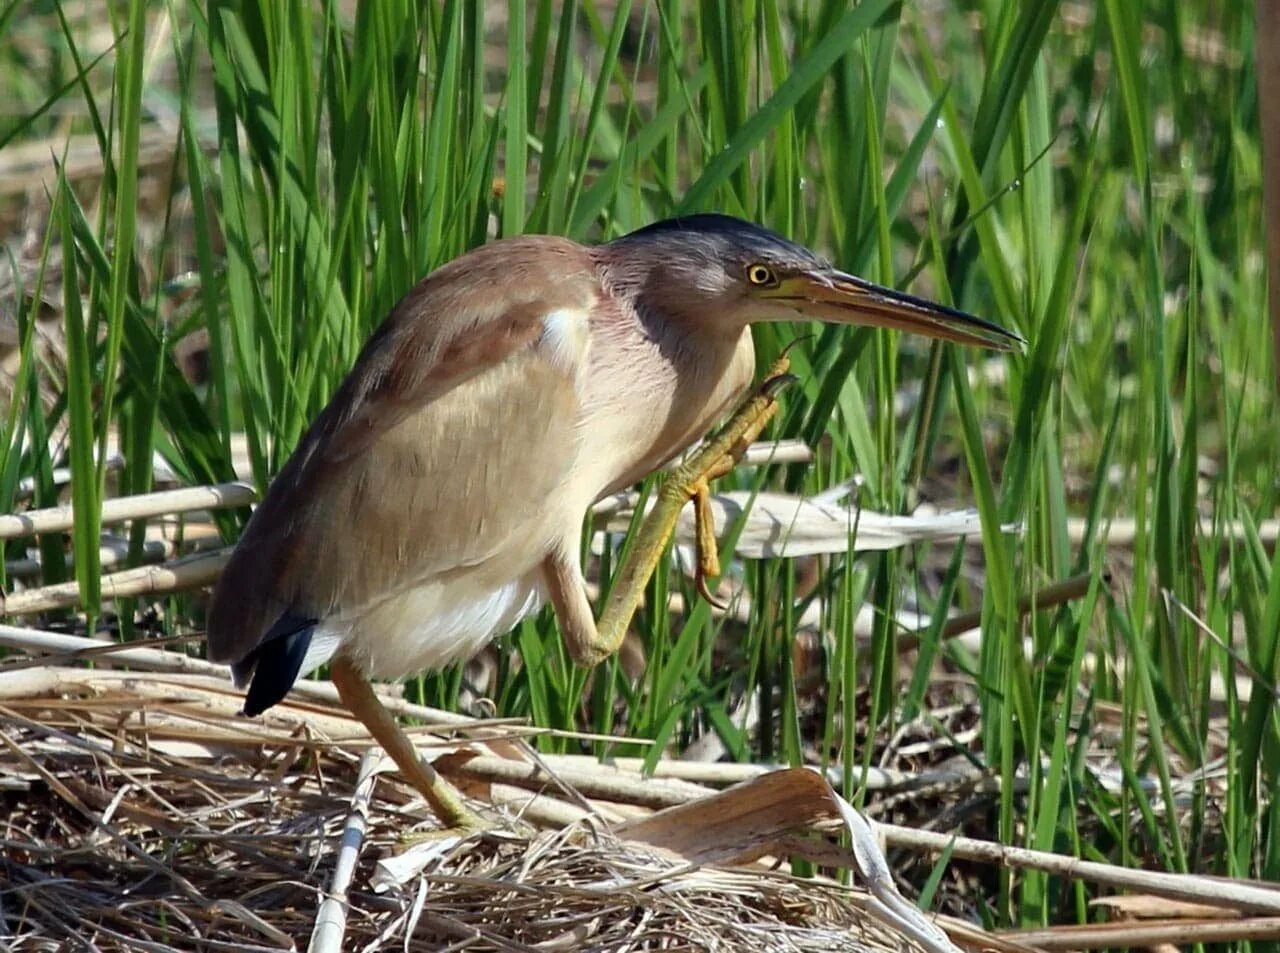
309,750,380,953
4,534,226,579
0,626,470,724
447,753,716,809
0,482,255,540
1002,917,1280,951
878,821,1280,915
0,549,231,615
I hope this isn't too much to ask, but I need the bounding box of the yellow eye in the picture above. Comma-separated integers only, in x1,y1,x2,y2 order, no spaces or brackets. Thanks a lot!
746,263,777,286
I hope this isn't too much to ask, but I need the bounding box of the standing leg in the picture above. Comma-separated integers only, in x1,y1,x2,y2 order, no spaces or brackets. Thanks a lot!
330,656,489,832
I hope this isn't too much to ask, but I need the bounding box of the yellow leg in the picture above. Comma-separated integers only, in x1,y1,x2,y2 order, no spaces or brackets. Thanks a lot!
330,656,489,832
573,355,794,666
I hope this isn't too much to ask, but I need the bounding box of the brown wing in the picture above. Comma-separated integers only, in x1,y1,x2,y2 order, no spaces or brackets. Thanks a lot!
206,236,596,666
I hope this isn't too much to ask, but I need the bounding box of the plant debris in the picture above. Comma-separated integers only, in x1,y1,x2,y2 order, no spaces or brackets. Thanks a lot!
0,666,947,952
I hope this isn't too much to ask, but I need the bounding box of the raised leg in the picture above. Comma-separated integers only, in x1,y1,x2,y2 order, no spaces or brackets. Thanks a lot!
546,355,794,668
330,656,489,832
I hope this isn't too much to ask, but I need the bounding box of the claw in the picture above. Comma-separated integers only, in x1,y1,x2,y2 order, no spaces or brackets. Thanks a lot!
696,570,728,610
779,333,815,359
692,481,726,608
761,371,798,398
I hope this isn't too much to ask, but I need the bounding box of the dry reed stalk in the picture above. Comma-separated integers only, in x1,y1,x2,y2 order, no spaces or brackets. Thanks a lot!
447,753,718,809
533,752,978,791
0,481,255,539
309,750,380,953
1066,515,1280,550
878,822,1280,915
5,527,224,578
0,626,469,723
12,454,124,500
0,125,192,198
5,536,179,578
0,548,232,614
1001,916,1280,950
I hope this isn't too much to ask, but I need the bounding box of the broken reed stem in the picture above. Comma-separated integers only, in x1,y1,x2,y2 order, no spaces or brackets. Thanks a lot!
0,627,471,725
728,438,812,466
0,549,232,615
878,822,1280,915
448,754,717,809
310,750,380,953
934,569,1101,640
1066,516,1279,551
5,533,225,579
13,455,124,501
1000,917,1280,951
0,482,255,539
531,752,980,793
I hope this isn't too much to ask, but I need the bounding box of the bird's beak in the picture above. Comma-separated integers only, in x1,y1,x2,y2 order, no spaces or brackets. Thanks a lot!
770,269,1025,351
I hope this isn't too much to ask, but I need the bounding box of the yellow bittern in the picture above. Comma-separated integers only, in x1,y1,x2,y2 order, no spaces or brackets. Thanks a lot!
207,214,1020,829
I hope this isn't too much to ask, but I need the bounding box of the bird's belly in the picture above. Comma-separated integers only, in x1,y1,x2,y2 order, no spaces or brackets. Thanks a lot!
299,573,544,680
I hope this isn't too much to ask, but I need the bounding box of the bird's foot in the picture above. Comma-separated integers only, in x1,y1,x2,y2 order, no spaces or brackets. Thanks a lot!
671,354,794,604
394,814,496,850
414,794,494,835
394,795,537,850
330,657,505,838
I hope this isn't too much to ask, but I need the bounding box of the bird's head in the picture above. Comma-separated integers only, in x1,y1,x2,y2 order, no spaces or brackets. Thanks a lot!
604,214,1023,351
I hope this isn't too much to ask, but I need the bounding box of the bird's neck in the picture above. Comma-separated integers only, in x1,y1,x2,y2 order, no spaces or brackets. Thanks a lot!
578,307,757,500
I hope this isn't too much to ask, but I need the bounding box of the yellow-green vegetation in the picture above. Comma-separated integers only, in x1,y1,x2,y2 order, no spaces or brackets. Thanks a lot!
0,0,1274,936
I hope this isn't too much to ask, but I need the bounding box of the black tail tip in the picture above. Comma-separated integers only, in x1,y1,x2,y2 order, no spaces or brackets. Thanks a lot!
239,615,316,717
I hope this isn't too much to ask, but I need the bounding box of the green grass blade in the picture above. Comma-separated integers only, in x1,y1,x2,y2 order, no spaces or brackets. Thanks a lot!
678,0,896,212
